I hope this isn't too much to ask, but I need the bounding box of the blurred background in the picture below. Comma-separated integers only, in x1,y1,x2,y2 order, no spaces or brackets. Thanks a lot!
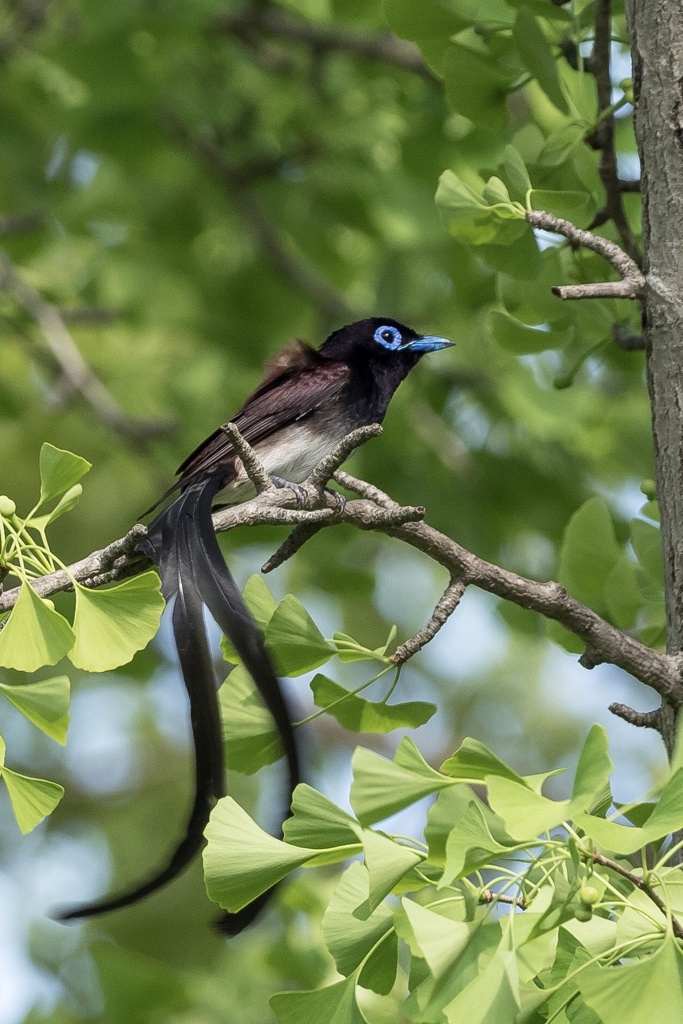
0,0,663,1020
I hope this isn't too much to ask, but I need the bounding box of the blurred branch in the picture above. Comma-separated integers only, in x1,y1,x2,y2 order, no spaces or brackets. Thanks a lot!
210,3,434,80
588,0,641,264
0,249,175,441
0,210,46,236
166,114,357,318
0,0,52,59
526,209,645,300
612,324,646,351
2,447,681,719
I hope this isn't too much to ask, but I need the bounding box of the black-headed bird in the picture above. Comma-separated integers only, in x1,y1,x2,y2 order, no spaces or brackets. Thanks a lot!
57,317,452,930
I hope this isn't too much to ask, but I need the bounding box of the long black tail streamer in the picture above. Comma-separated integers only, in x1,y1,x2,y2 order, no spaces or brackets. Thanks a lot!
56,476,299,927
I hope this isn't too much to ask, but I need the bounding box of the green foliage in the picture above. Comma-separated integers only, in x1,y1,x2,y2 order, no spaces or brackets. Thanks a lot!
0,0,669,1019
204,725,683,1024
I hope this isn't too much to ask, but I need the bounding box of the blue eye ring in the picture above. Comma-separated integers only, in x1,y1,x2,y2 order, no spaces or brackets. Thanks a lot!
374,324,402,350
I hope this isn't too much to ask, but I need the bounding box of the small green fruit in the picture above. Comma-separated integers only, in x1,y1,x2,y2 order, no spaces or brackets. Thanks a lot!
574,904,593,923
580,885,600,906
640,479,656,500
41,598,55,611
0,496,16,517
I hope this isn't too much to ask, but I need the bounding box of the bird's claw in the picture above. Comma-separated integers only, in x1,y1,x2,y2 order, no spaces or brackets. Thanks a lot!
270,476,307,507
325,488,347,514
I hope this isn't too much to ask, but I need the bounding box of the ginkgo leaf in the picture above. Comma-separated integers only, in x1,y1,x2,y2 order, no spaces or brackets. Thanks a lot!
69,572,164,671
0,583,75,672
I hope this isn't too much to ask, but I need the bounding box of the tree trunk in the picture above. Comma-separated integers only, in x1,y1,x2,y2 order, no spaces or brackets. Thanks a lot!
627,0,683,757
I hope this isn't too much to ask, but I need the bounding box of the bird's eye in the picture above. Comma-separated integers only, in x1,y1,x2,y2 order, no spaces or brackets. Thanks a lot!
374,324,402,349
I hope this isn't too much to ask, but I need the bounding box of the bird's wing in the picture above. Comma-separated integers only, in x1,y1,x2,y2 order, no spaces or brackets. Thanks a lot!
176,348,349,485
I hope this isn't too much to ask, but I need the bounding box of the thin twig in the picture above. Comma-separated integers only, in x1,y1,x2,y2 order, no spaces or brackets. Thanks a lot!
220,422,273,493
525,210,645,300
392,577,467,664
210,4,434,80
307,424,383,493
590,0,641,264
261,522,329,573
591,850,683,940
480,889,526,909
333,470,398,509
609,702,662,729
0,250,175,441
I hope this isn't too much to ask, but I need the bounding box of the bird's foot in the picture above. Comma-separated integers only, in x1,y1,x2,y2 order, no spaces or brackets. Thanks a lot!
324,488,347,514
270,476,307,507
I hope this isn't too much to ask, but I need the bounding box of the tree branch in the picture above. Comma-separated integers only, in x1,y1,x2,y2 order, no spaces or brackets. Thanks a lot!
210,3,434,80
1,452,680,708
525,209,645,300
609,702,662,729
0,250,175,442
590,0,642,265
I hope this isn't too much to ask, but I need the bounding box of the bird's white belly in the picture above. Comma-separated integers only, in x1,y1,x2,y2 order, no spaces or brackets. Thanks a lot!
217,421,348,504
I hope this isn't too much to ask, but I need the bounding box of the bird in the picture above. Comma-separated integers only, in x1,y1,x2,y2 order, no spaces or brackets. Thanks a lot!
55,317,452,930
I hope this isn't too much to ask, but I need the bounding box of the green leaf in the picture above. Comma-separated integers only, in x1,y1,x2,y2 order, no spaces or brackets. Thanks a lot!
530,189,595,225
331,632,391,663
321,862,396,994
271,974,366,1024
265,595,333,676
69,572,165,671
425,786,481,865
384,0,466,73
513,8,568,113
311,674,435,733
220,575,278,664
283,784,362,851
479,226,541,279
501,145,532,202
490,310,570,355
401,898,473,977
220,665,282,774
0,583,75,672
0,736,64,833
350,737,452,826
441,736,526,785
0,675,70,743
203,797,317,912
441,799,518,884
243,574,278,629
443,948,520,1023
577,935,683,1024
631,519,664,586
38,443,91,505
571,724,613,815
31,483,83,527
362,829,422,912
557,497,621,611
604,555,642,629
436,171,527,248
443,43,514,130
486,775,570,840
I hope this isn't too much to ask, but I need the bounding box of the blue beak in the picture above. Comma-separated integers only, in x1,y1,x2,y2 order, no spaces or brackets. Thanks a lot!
404,335,454,352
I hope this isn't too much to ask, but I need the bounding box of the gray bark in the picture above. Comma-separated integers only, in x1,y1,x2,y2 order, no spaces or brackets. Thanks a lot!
627,0,683,755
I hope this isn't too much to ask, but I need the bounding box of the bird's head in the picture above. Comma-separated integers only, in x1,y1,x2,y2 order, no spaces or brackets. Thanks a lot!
319,317,453,364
